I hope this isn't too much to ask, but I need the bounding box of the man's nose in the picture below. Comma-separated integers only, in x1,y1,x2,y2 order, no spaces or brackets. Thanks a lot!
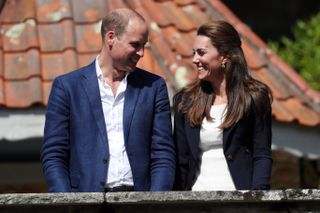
137,47,144,57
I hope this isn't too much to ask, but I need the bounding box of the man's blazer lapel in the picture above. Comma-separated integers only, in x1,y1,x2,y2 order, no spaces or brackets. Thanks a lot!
81,62,108,147
123,72,141,145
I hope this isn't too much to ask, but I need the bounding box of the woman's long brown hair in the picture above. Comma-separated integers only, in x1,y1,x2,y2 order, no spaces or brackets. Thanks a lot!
175,21,272,128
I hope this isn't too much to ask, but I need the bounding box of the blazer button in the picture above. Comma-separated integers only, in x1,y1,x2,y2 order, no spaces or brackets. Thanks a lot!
102,159,108,164
226,154,233,161
100,181,105,187
245,149,251,154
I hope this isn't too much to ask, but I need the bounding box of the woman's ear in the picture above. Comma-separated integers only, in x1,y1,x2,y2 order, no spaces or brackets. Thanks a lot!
220,56,228,65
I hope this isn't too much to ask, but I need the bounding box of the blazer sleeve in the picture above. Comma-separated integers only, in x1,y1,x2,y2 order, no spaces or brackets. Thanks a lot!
172,94,190,190
149,78,176,191
251,103,273,190
40,77,71,192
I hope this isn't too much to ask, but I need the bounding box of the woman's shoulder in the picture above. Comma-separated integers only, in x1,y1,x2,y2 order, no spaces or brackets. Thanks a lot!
173,90,183,102
173,89,191,107
248,90,272,119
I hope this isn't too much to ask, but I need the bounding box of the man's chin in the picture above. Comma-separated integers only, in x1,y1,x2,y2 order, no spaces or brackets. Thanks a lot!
119,66,136,73
127,65,138,72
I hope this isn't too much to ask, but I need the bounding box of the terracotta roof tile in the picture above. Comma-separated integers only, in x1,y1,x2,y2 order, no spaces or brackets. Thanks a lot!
0,49,3,77
42,81,52,105
5,77,42,107
38,20,75,52
174,0,197,6
77,54,97,68
162,26,195,57
173,60,197,88
142,1,171,27
0,30,2,49
137,47,154,73
0,0,36,23
282,98,320,126
75,22,102,53
207,0,241,26
0,0,319,126
41,50,78,81
125,0,143,9
151,35,178,70
242,40,266,70
272,99,295,123
0,78,4,105
252,68,292,100
36,0,72,23
107,0,128,10
161,1,197,31
138,46,171,81
179,4,210,26
268,53,309,91
4,49,40,80
305,88,320,105
71,0,108,23
2,20,39,51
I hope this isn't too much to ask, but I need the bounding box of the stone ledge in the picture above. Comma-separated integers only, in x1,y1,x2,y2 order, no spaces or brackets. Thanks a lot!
1,189,320,206
0,192,104,205
105,189,320,204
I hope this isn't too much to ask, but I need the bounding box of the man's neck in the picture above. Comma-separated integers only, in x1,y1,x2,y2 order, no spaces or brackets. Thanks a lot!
97,56,127,96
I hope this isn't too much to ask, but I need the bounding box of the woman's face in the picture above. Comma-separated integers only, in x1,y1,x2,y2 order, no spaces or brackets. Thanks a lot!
192,35,224,82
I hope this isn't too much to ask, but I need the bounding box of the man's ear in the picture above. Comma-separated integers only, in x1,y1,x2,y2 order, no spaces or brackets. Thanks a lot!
106,31,116,46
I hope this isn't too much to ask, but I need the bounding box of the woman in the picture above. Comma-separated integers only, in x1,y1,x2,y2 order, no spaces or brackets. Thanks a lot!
173,21,273,191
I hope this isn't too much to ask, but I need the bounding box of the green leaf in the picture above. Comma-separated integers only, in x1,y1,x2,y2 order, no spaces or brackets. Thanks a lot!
268,12,320,91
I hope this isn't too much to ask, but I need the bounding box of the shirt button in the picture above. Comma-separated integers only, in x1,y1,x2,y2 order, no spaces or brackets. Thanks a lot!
226,154,233,161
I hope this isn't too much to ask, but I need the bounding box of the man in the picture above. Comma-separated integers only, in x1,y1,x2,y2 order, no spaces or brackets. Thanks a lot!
40,8,175,192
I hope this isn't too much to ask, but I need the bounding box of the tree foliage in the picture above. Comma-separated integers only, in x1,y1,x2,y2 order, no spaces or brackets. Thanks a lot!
268,13,320,91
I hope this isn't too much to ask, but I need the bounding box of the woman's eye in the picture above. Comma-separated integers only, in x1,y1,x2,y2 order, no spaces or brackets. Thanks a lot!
198,51,205,56
193,50,205,56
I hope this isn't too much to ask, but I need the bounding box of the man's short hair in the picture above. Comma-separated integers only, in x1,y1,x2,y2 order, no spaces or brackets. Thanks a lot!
100,8,146,43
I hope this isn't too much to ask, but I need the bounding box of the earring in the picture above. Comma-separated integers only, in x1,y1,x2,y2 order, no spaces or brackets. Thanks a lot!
221,63,226,69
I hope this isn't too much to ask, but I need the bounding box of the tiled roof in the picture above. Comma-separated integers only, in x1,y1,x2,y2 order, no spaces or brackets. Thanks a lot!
0,0,319,126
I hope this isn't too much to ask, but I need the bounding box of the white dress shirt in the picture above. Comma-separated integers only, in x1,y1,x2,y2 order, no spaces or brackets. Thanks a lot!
192,104,235,191
95,57,133,188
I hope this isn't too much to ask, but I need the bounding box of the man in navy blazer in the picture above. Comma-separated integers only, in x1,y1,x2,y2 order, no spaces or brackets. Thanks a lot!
41,8,175,192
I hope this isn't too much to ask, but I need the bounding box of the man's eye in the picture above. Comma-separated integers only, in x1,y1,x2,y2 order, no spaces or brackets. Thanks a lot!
131,43,140,48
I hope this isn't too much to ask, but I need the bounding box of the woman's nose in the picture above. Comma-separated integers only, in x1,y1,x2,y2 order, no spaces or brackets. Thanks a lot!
192,54,199,64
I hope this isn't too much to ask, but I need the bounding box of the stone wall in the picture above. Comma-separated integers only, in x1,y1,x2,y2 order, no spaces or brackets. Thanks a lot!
1,189,320,212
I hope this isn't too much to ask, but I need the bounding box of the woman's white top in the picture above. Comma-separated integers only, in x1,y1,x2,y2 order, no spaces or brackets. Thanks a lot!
192,104,236,191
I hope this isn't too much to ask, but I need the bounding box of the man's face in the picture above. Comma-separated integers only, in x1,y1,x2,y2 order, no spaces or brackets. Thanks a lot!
110,18,149,72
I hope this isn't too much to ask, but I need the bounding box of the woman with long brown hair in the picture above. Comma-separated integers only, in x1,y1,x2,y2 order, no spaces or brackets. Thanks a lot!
173,20,273,190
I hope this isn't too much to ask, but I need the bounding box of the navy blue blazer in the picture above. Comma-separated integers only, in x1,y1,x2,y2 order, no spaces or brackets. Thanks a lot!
173,96,272,190
41,61,175,192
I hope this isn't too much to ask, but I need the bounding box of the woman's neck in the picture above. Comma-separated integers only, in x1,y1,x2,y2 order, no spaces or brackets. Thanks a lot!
210,78,228,105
